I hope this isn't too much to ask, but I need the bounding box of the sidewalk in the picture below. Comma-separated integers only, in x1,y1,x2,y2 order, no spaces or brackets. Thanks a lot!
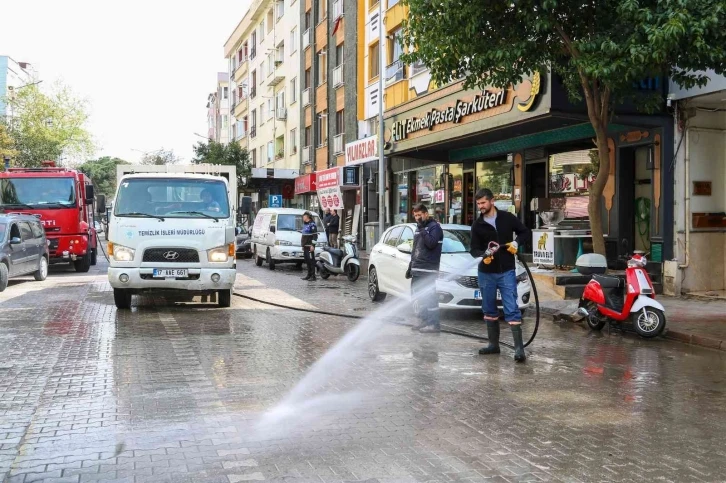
539,291,726,351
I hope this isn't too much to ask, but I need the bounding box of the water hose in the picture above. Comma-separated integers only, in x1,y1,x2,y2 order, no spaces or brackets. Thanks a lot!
231,251,540,351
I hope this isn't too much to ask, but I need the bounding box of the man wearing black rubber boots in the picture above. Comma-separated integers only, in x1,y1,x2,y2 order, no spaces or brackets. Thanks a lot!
406,203,444,333
470,189,531,362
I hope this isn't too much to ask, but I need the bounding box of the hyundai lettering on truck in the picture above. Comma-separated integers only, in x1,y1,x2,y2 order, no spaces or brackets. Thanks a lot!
106,165,238,309
0,160,99,272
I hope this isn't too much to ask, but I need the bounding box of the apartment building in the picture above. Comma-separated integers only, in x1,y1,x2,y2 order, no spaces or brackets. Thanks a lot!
206,72,230,144
0,56,37,119
224,0,302,208
294,0,361,222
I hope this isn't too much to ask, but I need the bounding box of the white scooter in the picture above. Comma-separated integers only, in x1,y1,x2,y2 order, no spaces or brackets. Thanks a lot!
314,234,361,281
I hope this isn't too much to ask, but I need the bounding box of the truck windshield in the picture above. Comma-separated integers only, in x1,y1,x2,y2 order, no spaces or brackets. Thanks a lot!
0,178,76,208
114,178,230,218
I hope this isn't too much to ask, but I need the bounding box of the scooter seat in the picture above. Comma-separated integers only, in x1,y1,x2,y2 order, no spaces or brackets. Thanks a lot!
325,247,345,257
592,274,623,289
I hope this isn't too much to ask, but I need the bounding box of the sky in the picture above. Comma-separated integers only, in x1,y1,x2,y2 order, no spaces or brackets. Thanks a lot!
0,0,250,164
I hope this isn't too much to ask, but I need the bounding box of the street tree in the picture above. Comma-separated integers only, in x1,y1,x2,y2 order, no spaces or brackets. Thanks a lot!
192,140,251,185
2,82,95,168
400,0,726,255
0,124,17,167
140,149,179,165
77,156,130,197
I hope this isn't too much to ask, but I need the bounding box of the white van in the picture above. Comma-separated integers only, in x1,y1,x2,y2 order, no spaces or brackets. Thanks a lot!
250,208,328,270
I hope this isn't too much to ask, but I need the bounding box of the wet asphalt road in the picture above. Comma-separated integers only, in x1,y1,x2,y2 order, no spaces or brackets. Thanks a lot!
0,257,725,482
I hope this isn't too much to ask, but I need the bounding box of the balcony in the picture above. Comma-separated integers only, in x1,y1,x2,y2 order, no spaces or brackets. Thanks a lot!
250,125,257,138
269,65,285,87
236,130,247,140
302,87,311,107
302,29,311,50
333,133,344,154
276,108,287,120
410,59,427,77
333,64,344,88
385,60,405,85
332,0,343,20
302,145,312,165
233,98,248,117
233,56,248,81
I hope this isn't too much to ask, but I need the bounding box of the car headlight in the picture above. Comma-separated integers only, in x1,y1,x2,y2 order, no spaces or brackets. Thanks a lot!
275,240,293,246
110,243,135,262
207,244,233,262
516,272,528,283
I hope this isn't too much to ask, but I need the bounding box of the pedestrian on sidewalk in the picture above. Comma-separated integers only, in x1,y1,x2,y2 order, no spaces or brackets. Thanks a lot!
328,209,340,248
470,188,531,362
406,203,444,333
301,211,319,281
323,209,332,246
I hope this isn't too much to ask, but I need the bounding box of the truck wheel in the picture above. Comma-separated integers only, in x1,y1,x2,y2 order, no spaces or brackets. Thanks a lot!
90,249,98,266
34,256,48,281
0,263,8,293
266,249,275,270
255,248,263,267
218,289,232,308
74,253,91,273
114,288,132,309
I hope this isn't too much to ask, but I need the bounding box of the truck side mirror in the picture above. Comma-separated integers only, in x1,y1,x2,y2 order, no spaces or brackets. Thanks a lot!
96,194,106,214
269,225,276,233
85,185,95,204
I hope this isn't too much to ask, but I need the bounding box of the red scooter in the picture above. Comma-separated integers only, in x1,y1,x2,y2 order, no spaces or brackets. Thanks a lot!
578,253,666,338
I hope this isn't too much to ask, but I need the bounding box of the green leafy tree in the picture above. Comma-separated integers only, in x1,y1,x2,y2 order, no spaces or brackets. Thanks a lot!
140,148,179,165
401,0,726,255
77,156,130,197
0,124,17,168
192,140,251,185
2,82,95,168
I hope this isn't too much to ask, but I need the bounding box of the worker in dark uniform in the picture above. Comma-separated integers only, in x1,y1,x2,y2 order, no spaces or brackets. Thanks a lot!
406,203,444,333
470,189,531,362
301,211,318,281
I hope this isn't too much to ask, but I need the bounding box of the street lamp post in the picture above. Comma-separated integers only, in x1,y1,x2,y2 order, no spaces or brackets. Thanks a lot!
377,0,386,239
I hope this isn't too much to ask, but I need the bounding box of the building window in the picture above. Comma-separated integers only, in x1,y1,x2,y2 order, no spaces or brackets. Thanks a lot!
388,28,403,65
251,32,257,58
259,20,265,41
267,141,274,162
251,149,257,167
305,126,311,147
291,27,297,53
317,50,327,85
316,111,328,147
223,86,229,99
223,115,229,131
304,11,311,30
290,77,297,103
276,0,285,20
369,42,380,79
251,109,257,127
267,10,274,33
261,61,266,78
316,0,326,24
304,69,311,89
335,110,344,134
267,53,273,76
336,43,344,67
267,99,273,118
290,128,297,152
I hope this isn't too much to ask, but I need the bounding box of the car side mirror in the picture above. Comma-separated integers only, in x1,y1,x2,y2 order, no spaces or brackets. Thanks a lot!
9,237,21,246
397,242,412,254
96,194,106,214
269,225,276,233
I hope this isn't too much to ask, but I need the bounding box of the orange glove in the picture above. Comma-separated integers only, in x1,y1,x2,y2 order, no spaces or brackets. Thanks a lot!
506,241,518,255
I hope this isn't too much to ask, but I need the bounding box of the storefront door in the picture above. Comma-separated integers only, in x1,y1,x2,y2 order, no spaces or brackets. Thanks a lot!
524,161,547,231
619,145,654,255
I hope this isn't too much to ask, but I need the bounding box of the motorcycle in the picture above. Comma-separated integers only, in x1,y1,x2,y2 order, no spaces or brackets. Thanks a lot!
578,252,666,338
314,234,361,281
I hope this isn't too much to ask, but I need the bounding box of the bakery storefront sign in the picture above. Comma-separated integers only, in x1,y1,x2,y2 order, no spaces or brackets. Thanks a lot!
316,167,344,210
391,89,507,142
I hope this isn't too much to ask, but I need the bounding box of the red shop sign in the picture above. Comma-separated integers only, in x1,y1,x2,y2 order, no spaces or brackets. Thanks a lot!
294,173,317,194
316,167,341,189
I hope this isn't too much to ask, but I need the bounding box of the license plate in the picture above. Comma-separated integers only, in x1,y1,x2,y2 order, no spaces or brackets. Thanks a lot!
153,269,188,278
474,290,502,300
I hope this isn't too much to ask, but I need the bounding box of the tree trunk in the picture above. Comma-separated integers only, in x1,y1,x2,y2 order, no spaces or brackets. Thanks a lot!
587,128,610,257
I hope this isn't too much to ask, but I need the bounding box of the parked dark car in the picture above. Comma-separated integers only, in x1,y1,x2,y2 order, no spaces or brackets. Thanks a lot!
0,214,50,291
235,225,252,258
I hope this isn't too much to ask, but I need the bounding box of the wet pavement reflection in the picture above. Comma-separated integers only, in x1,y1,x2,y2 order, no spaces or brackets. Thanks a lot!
0,260,725,482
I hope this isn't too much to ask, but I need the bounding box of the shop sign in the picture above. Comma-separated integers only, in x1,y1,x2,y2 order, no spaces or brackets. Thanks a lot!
294,173,316,195
316,167,344,210
532,230,555,265
345,136,378,166
433,189,445,204
391,90,507,142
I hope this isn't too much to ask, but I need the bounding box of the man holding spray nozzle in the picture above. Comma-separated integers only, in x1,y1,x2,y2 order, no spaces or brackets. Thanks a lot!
470,189,531,362
405,203,444,333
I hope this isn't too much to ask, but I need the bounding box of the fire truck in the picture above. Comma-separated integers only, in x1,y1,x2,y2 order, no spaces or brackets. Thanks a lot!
0,161,99,272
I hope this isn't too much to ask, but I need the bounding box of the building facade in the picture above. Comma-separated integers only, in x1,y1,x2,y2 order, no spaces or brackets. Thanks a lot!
666,72,726,296
224,0,302,211
206,72,230,144
0,56,36,119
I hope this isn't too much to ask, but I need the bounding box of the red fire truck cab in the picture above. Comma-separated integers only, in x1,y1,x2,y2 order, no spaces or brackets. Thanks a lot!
0,161,99,272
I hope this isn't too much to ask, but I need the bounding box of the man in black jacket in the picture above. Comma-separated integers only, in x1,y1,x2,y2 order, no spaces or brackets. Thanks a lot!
406,203,444,333
470,189,531,362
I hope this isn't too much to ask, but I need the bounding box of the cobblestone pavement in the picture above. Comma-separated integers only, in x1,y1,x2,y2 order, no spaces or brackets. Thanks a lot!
1,259,726,482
